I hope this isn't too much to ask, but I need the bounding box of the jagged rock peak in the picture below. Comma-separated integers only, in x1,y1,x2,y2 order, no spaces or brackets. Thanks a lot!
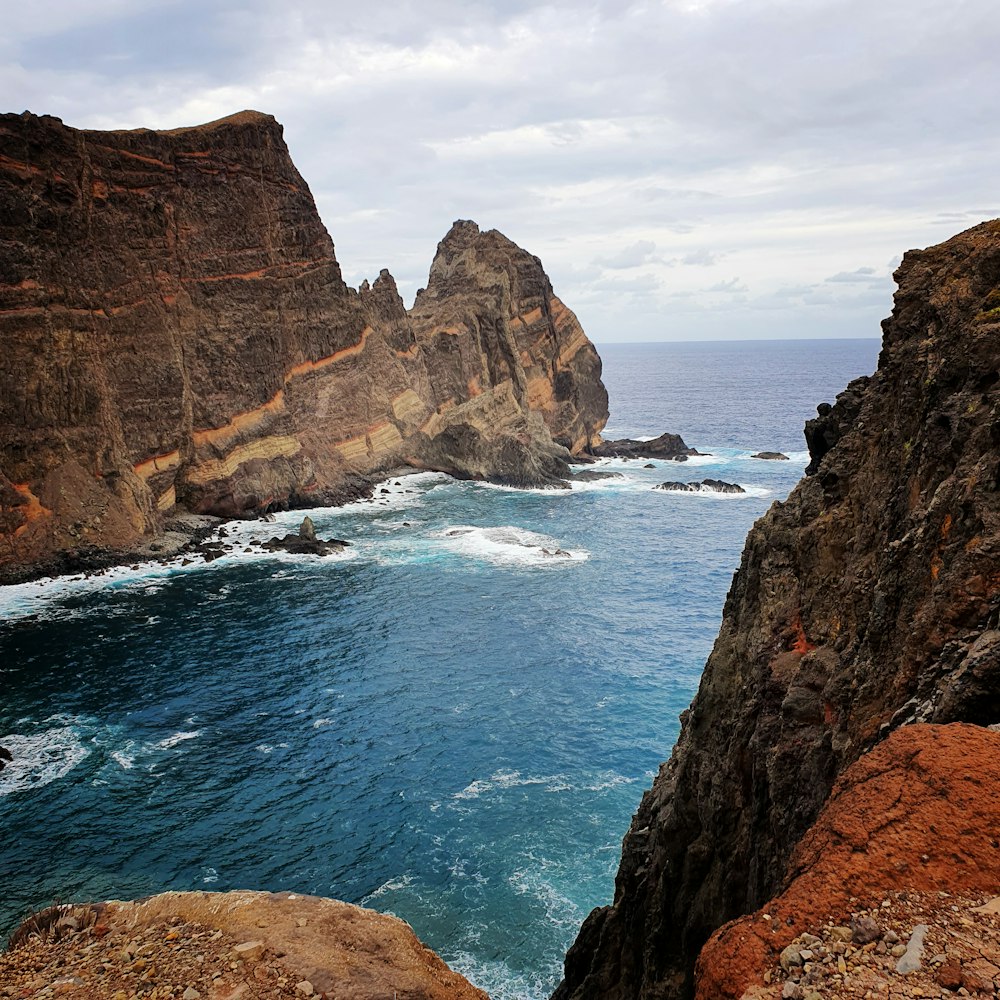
0,111,608,582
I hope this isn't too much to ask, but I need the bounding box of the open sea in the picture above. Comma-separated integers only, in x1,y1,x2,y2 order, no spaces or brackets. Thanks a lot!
0,338,880,998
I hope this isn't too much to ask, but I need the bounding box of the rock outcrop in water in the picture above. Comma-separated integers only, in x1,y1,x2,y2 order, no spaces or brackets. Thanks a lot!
653,479,745,494
555,220,1000,1000
0,111,608,582
594,432,702,461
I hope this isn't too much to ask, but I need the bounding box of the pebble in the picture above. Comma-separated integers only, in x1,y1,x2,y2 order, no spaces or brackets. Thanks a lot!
0,909,310,1000
780,944,804,971
851,915,882,945
767,892,1000,1000
233,940,264,962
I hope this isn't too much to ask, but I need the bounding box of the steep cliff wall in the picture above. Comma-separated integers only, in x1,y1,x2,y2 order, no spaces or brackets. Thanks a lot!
555,221,1000,999
0,111,607,581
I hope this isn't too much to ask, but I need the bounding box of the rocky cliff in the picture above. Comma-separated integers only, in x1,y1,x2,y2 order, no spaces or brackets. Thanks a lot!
555,221,1000,1000
0,111,607,582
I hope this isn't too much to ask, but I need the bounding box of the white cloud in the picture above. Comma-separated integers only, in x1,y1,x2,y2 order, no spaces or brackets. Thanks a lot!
4,0,1000,339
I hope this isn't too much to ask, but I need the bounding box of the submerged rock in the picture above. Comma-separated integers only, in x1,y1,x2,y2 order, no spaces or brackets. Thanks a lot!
751,451,789,460
572,470,625,483
261,533,349,557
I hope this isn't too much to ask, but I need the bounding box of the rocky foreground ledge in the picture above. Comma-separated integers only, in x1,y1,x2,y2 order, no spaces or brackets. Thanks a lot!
695,723,1000,998
0,890,486,1000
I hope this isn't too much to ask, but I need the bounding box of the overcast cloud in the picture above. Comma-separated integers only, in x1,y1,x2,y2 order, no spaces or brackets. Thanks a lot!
4,0,999,341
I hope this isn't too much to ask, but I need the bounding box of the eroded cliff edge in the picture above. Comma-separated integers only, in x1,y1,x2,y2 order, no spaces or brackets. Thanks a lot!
0,110,607,582
555,221,1000,1000
1,890,488,999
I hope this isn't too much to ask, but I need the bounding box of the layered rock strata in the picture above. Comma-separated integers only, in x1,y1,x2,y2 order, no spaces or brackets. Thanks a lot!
555,220,1000,999
0,111,607,582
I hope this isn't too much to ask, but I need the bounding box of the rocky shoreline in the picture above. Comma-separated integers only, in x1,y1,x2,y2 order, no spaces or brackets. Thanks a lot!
0,112,609,582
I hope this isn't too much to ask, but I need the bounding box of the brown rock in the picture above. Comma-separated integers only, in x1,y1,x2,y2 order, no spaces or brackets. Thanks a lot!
233,941,264,962
937,958,963,990
555,220,1000,1000
2,891,485,1000
0,115,608,582
961,957,1000,993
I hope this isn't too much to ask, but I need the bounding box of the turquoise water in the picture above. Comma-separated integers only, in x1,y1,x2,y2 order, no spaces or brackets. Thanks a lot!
0,339,880,997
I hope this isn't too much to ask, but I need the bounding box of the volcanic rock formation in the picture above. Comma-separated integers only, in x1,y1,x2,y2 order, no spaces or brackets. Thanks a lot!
595,432,702,461
0,111,608,582
555,220,1000,999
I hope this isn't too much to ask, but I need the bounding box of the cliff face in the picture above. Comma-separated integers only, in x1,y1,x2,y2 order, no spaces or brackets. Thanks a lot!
555,221,1000,1000
0,111,607,581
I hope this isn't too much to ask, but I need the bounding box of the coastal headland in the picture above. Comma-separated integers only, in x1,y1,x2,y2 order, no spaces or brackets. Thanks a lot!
3,110,1000,1000
0,110,608,585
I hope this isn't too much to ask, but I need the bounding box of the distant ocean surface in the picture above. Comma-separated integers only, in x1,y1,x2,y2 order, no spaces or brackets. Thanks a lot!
0,339,880,999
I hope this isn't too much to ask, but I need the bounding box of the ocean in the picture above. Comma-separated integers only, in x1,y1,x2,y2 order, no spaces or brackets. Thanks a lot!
0,338,880,998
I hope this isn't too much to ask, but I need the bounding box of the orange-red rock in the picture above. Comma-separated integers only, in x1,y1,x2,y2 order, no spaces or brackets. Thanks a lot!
694,723,1000,999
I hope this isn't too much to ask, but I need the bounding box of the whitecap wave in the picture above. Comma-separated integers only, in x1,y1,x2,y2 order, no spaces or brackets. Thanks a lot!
0,720,90,796
435,526,588,567
110,741,137,770
454,768,636,800
449,950,560,1000
157,730,201,749
361,873,415,904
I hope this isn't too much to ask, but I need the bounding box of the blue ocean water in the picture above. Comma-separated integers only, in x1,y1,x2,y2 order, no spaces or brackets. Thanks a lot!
0,339,879,998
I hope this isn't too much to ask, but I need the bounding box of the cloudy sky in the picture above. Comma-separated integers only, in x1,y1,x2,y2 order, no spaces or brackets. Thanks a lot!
4,0,999,342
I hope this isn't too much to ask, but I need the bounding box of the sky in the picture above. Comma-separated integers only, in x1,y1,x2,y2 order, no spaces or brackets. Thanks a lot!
4,0,1000,342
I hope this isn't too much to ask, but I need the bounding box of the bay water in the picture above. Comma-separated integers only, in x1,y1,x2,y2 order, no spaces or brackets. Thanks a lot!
0,338,880,997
